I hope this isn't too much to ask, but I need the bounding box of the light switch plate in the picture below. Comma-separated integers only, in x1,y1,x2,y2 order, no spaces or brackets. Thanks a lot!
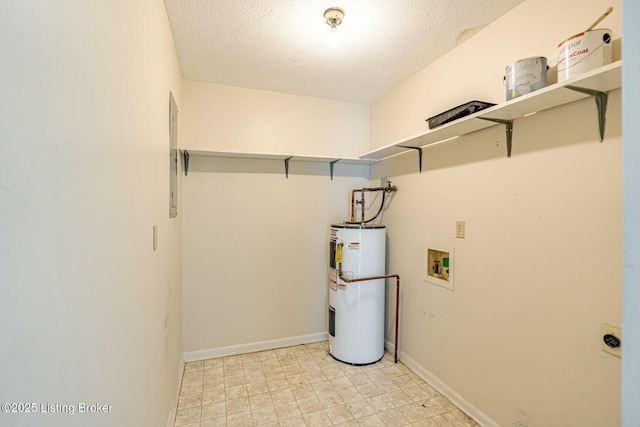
456,221,465,238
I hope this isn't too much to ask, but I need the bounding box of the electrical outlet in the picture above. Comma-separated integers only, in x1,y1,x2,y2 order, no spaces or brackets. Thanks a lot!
456,221,465,238
601,324,621,358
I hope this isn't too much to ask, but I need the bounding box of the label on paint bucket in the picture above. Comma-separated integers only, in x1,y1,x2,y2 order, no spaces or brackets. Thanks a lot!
557,29,612,82
504,57,547,100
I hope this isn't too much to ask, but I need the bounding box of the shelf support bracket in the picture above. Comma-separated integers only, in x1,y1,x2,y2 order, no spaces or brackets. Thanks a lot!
565,85,608,142
329,159,340,180
284,156,293,179
479,118,514,158
398,146,423,173
182,150,190,176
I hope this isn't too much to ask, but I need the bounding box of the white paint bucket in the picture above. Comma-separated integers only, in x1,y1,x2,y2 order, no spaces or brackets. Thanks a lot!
504,57,548,101
557,29,612,83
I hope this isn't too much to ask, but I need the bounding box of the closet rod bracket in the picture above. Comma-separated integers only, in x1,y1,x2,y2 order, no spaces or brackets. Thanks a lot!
565,85,608,142
183,150,190,176
284,156,293,179
398,146,423,173
479,117,513,158
329,159,340,180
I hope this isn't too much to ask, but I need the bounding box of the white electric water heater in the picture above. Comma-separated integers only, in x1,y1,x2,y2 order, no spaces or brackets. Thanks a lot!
328,224,386,365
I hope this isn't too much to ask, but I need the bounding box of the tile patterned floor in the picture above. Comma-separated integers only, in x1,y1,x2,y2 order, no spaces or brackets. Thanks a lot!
173,341,479,427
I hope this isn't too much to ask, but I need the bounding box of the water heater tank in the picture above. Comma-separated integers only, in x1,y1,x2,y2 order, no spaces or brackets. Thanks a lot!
328,224,386,365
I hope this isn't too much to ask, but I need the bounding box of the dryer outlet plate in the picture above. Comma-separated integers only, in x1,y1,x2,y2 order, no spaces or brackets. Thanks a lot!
601,324,621,358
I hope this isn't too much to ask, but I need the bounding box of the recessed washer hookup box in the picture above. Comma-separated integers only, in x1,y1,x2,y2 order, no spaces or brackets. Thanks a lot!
426,100,496,130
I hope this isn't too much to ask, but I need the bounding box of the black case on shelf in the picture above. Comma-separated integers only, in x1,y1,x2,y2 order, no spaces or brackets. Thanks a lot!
426,101,496,129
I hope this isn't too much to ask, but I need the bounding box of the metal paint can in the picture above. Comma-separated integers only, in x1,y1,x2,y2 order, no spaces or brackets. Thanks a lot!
557,29,612,83
504,57,548,101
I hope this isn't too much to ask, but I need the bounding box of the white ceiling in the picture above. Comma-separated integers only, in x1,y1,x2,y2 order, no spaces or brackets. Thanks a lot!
164,0,524,104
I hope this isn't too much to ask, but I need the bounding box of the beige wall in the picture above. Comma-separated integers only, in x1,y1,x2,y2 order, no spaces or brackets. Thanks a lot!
369,0,622,425
372,96,622,426
0,1,183,426
181,80,370,157
179,75,372,357
181,156,368,356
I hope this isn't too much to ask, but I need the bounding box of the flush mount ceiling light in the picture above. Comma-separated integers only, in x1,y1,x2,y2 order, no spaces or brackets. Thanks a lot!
324,7,345,32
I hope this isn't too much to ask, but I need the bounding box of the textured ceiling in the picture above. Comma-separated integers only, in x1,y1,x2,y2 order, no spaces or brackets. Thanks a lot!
164,0,524,103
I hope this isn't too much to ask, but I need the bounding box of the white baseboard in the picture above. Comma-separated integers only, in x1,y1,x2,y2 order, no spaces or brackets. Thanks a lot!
184,332,328,362
385,340,500,427
166,357,185,427
384,339,394,354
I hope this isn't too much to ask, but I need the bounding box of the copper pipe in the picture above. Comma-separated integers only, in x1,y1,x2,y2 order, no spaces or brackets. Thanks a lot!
350,189,366,222
348,186,398,225
338,261,401,363
350,190,356,222
360,186,391,192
